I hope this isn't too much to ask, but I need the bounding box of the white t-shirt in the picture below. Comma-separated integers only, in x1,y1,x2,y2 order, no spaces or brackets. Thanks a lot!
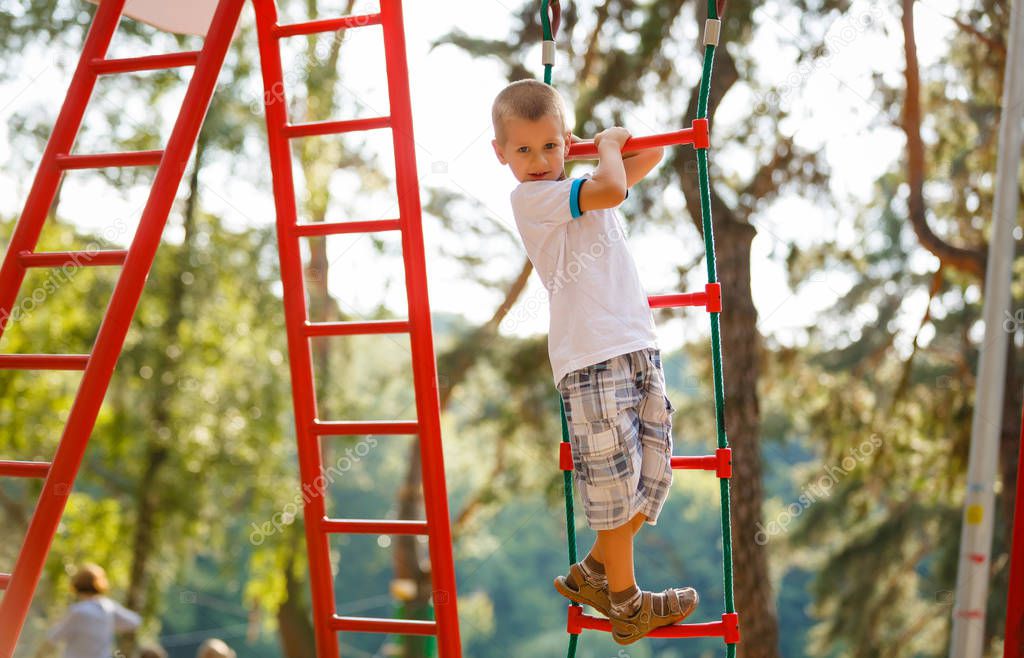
47,596,141,658
510,176,657,385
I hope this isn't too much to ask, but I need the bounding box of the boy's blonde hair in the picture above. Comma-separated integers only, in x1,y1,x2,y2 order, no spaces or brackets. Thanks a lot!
492,79,569,143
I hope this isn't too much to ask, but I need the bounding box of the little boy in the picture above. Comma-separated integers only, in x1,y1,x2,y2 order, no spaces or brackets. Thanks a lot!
491,79,699,645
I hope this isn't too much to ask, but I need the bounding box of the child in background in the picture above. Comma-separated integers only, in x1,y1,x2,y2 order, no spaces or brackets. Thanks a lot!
492,79,699,645
36,563,142,658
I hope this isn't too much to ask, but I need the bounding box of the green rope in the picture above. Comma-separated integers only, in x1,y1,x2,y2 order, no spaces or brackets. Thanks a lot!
541,0,555,85
697,2,739,656
559,398,580,658
545,0,737,654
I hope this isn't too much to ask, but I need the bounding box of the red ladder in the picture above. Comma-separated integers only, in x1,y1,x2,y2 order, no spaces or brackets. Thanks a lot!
252,1,462,656
0,0,247,653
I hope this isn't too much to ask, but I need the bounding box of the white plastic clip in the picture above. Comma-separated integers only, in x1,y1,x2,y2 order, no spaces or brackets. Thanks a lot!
542,40,556,66
704,19,721,46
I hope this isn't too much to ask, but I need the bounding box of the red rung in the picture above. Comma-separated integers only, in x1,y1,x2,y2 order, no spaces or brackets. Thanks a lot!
91,51,200,74
56,150,164,170
568,119,709,159
670,449,732,477
559,442,574,471
295,218,401,237
329,615,437,636
706,282,722,312
0,354,89,370
716,447,732,478
0,461,51,478
322,518,429,535
649,291,707,309
567,605,738,640
19,249,128,268
274,13,382,37
284,116,391,138
692,118,710,150
305,319,410,337
671,455,718,471
311,420,419,435
722,612,741,643
0,574,9,591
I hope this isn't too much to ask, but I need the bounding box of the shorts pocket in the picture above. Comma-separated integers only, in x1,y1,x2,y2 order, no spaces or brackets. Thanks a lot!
572,418,634,488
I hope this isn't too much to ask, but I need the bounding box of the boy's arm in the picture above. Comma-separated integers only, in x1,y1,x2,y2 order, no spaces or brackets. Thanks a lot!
577,127,630,213
623,146,664,188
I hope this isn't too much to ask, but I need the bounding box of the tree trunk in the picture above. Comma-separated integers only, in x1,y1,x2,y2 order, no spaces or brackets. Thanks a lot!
121,132,208,655
716,220,781,658
277,527,318,658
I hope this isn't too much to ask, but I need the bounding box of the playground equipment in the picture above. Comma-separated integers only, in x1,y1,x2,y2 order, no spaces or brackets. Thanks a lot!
7,2,1014,657
538,1,740,655
0,1,460,656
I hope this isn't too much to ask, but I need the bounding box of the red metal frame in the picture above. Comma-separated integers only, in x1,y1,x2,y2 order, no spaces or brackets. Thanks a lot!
0,0,246,654
253,1,462,656
1005,396,1024,658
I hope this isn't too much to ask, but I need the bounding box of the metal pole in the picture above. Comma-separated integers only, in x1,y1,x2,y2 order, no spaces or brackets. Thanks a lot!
949,0,1024,654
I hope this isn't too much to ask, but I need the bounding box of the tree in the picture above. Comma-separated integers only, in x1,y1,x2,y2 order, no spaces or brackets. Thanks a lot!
779,0,1021,654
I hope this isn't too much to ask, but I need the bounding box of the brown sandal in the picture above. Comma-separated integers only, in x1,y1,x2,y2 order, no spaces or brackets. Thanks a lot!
553,563,611,616
609,587,699,645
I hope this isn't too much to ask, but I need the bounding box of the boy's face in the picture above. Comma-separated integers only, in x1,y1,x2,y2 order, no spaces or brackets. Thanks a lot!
492,113,571,183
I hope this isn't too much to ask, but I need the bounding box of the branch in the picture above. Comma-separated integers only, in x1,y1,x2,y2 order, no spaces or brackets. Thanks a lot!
892,267,944,404
439,257,533,412
946,13,1006,55
901,0,986,279
675,41,740,236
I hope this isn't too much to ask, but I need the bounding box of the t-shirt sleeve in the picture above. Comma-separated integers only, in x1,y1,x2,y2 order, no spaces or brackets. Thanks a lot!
46,609,80,642
511,177,588,228
112,602,142,632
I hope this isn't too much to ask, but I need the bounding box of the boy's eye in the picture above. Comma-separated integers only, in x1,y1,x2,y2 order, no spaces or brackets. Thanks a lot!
545,143,557,149
517,146,529,153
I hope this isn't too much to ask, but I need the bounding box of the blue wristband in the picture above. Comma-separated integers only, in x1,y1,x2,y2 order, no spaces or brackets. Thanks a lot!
569,178,585,218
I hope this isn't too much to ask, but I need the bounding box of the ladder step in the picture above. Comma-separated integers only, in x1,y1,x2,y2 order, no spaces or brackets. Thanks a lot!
0,354,89,370
329,615,437,636
568,607,740,642
672,448,732,478
19,249,128,268
56,150,164,170
274,13,383,38
295,218,401,237
322,518,429,535
0,573,9,590
305,319,411,337
648,283,722,312
284,116,391,138
648,291,708,309
91,51,201,74
311,420,419,436
0,461,51,478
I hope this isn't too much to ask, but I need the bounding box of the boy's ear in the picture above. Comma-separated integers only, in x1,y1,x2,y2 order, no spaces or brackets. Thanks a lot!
491,139,508,165
564,131,573,157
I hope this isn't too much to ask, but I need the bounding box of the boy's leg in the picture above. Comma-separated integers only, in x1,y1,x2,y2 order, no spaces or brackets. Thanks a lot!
597,519,637,593
587,511,647,565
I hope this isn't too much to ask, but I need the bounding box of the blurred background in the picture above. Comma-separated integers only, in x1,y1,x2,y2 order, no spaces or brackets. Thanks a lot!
0,0,1020,656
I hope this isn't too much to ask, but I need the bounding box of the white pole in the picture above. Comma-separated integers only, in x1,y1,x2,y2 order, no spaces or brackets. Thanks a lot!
949,0,1024,654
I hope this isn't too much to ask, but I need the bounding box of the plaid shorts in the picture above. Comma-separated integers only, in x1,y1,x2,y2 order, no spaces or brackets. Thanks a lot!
557,348,675,531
